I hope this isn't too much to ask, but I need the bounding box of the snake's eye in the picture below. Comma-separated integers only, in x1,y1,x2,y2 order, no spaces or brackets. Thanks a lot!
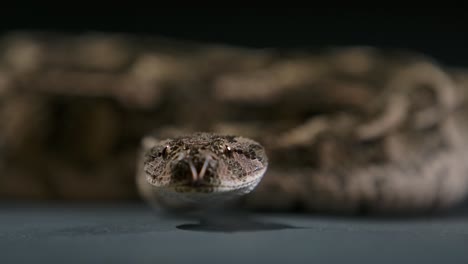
161,145,170,158
224,145,233,157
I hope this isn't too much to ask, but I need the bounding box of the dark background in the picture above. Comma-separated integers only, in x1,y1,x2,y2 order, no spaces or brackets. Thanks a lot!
0,7,466,67
1,9,468,264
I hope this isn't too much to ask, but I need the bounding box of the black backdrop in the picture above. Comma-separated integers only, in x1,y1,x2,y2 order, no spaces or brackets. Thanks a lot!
0,7,466,67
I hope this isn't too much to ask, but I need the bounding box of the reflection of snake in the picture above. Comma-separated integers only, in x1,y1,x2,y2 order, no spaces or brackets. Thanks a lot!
1,32,468,215
137,61,468,215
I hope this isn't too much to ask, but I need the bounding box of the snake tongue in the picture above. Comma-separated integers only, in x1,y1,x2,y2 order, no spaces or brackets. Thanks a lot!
188,160,199,182
172,154,215,187
187,155,212,184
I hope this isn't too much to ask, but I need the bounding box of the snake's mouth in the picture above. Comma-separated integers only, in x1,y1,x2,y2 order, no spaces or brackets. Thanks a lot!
167,167,267,195
171,184,217,193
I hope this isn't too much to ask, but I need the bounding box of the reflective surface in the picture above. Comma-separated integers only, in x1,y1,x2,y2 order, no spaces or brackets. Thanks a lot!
1,202,467,263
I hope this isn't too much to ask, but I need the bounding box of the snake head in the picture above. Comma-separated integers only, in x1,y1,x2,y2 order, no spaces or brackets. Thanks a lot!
141,132,268,204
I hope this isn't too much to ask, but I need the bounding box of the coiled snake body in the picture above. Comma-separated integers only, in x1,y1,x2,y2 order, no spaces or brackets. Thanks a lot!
1,32,468,215
136,60,468,215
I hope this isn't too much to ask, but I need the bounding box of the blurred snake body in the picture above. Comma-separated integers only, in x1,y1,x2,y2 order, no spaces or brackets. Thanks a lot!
137,59,468,215
1,32,468,215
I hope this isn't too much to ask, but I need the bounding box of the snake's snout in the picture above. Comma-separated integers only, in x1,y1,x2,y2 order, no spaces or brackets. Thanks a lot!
172,154,215,186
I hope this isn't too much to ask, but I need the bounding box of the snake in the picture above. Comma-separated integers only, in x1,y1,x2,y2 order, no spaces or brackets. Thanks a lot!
136,132,269,216
136,59,468,216
1,31,468,216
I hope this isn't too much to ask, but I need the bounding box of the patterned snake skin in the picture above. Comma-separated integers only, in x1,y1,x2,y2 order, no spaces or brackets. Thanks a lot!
1,31,468,215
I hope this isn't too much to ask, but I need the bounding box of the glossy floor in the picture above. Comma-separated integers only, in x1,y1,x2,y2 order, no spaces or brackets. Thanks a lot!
0,202,467,264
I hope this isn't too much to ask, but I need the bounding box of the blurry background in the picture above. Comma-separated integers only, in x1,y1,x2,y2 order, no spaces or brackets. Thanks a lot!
1,9,467,263
0,7,467,205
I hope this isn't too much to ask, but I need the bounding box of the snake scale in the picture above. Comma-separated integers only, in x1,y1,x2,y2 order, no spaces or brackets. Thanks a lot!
1,31,468,215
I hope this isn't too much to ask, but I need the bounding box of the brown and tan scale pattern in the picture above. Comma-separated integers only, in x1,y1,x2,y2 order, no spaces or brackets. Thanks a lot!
0,31,468,215
136,132,268,212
